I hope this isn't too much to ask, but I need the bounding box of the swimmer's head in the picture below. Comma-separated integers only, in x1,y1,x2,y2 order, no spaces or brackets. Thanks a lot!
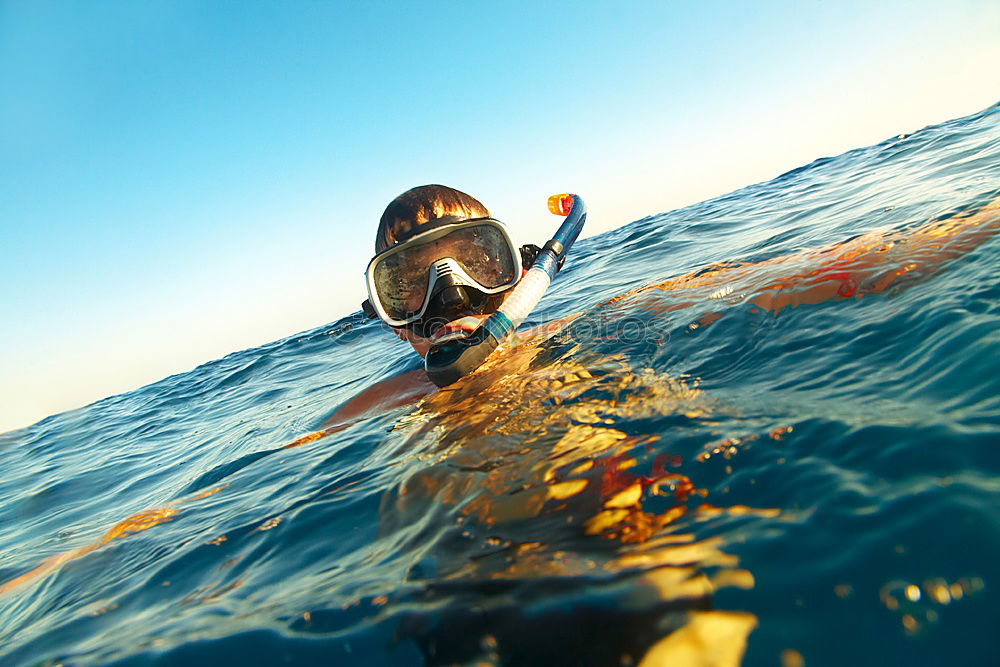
371,185,511,358
376,185,489,253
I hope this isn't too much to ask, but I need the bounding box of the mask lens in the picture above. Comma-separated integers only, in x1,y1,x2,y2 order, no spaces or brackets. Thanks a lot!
444,225,517,288
372,252,428,322
370,220,518,323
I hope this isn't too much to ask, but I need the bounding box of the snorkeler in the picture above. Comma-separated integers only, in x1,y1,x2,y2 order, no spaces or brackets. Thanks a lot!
4,189,997,652
361,184,528,359
316,186,1000,433
363,184,586,386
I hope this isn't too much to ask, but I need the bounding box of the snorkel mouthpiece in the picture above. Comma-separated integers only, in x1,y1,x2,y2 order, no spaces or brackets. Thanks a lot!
424,194,587,387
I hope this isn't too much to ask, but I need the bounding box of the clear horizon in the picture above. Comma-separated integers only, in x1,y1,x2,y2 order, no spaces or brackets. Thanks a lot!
2,1,999,433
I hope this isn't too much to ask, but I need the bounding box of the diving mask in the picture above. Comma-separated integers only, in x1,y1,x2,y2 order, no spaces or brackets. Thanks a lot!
361,217,522,336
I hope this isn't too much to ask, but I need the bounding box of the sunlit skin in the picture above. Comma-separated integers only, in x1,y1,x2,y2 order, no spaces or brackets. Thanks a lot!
607,197,1000,320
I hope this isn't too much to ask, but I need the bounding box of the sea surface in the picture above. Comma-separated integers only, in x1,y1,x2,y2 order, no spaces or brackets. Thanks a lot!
2,103,998,666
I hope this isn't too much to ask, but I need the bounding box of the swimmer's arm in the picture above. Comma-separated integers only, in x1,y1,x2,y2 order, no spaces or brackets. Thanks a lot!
321,368,436,427
750,196,1000,313
278,369,436,450
314,313,580,438
614,197,999,319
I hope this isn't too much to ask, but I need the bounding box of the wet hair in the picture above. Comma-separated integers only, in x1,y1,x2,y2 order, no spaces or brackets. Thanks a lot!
376,185,490,252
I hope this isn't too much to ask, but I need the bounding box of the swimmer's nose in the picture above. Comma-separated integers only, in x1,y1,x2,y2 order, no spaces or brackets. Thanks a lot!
437,285,471,311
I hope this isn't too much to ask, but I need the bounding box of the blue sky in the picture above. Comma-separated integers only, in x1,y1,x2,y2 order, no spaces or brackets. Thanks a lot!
1,0,998,432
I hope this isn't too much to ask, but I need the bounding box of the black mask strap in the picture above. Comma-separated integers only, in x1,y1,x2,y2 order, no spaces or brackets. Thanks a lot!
361,299,378,319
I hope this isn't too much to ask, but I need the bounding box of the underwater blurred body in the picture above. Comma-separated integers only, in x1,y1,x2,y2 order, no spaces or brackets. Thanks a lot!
1,102,999,666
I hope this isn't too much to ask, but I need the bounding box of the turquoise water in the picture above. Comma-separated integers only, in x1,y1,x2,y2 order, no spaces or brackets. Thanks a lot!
2,103,998,666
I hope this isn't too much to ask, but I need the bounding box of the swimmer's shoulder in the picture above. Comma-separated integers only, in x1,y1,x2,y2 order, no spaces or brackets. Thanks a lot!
322,367,436,427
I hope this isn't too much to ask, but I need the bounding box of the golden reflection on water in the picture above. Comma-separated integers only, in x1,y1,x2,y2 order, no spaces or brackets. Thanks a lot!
639,612,758,667
0,485,226,596
380,200,1000,665
382,339,764,665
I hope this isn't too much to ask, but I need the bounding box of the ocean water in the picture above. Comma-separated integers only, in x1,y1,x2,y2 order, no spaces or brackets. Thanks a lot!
2,103,998,666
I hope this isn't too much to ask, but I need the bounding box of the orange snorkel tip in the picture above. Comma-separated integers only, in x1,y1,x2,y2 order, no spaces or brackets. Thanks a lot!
547,193,575,217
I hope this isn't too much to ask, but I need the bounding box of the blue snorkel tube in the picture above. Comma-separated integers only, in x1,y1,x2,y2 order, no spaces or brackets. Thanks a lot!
425,194,587,387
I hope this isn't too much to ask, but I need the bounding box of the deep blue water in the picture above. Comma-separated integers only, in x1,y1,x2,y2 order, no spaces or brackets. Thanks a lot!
2,103,998,666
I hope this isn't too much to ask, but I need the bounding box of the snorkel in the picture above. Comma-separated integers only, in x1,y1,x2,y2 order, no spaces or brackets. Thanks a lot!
424,194,587,387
